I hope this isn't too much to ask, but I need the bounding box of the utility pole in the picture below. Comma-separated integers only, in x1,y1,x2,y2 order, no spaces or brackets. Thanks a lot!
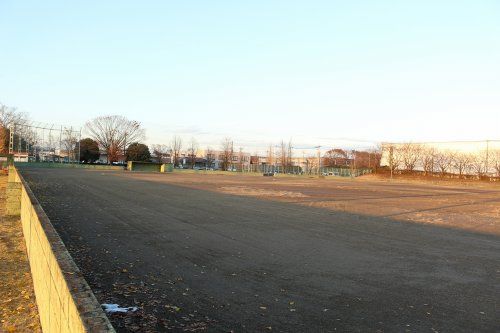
231,141,234,171
59,126,62,163
302,151,305,175
273,144,278,174
78,129,82,164
351,149,355,178
239,147,243,172
123,132,127,165
41,128,45,161
485,140,490,176
9,125,14,155
389,146,394,180
315,146,321,175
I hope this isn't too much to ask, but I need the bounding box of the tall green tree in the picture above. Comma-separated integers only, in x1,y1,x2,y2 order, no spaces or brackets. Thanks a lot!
78,138,100,162
126,142,151,162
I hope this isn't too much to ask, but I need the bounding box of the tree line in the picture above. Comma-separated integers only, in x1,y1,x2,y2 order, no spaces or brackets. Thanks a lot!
384,143,500,179
0,107,390,172
2,104,497,178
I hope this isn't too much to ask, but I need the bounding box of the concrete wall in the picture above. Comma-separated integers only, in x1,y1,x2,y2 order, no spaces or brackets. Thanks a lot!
6,174,21,215
127,161,174,172
160,163,174,173
127,161,161,172
10,167,115,333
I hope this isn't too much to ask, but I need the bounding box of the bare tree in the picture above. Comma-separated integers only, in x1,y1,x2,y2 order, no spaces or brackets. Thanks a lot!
267,144,274,168
187,137,198,169
47,131,56,153
0,103,29,153
151,144,171,163
471,150,488,178
492,150,500,178
170,136,183,167
351,150,378,169
275,140,294,173
10,122,37,156
306,154,318,175
435,151,454,177
452,152,474,179
61,127,79,162
205,147,215,170
0,103,29,129
368,146,382,171
384,145,403,174
420,147,436,176
220,137,233,171
237,147,244,171
401,142,422,173
324,148,348,167
279,140,288,173
85,115,145,164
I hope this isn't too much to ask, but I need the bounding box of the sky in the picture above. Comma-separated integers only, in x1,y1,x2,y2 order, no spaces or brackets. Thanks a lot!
1,1,499,152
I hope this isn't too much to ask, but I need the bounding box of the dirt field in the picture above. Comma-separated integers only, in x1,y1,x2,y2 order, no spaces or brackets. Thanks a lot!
19,167,500,332
0,176,41,333
137,171,500,236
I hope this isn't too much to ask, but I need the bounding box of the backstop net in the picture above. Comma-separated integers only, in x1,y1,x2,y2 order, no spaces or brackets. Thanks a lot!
8,122,82,163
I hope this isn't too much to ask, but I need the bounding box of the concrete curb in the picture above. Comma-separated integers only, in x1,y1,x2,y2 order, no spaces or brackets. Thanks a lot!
11,167,115,332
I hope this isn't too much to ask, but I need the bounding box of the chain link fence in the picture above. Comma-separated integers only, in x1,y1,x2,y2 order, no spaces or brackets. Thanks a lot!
9,123,81,163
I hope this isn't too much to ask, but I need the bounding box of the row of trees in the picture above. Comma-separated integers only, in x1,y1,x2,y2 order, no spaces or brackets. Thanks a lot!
323,148,382,169
75,124,500,179
0,108,384,171
3,105,498,177
78,138,152,163
384,143,500,178
1,103,87,161
151,136,198,167
152,137,241,171
0,108,152,164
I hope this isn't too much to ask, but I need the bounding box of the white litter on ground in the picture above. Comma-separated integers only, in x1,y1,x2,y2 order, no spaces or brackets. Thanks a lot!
102,303,138,313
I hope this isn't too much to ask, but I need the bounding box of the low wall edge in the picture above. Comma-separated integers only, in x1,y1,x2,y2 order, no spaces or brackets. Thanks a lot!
14,167,115,333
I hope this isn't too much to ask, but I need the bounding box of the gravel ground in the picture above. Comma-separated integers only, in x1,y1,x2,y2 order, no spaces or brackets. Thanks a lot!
19,167,500,332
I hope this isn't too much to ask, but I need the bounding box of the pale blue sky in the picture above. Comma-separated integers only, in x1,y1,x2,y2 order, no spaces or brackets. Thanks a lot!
1,1,499,150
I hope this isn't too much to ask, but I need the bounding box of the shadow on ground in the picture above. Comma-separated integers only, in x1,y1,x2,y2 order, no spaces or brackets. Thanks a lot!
19,167,500,332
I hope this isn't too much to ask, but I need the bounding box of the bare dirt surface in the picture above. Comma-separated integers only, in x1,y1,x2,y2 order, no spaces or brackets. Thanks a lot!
131,171,500,236
19,167,500,332
0,176,41,333
363,172,500,189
